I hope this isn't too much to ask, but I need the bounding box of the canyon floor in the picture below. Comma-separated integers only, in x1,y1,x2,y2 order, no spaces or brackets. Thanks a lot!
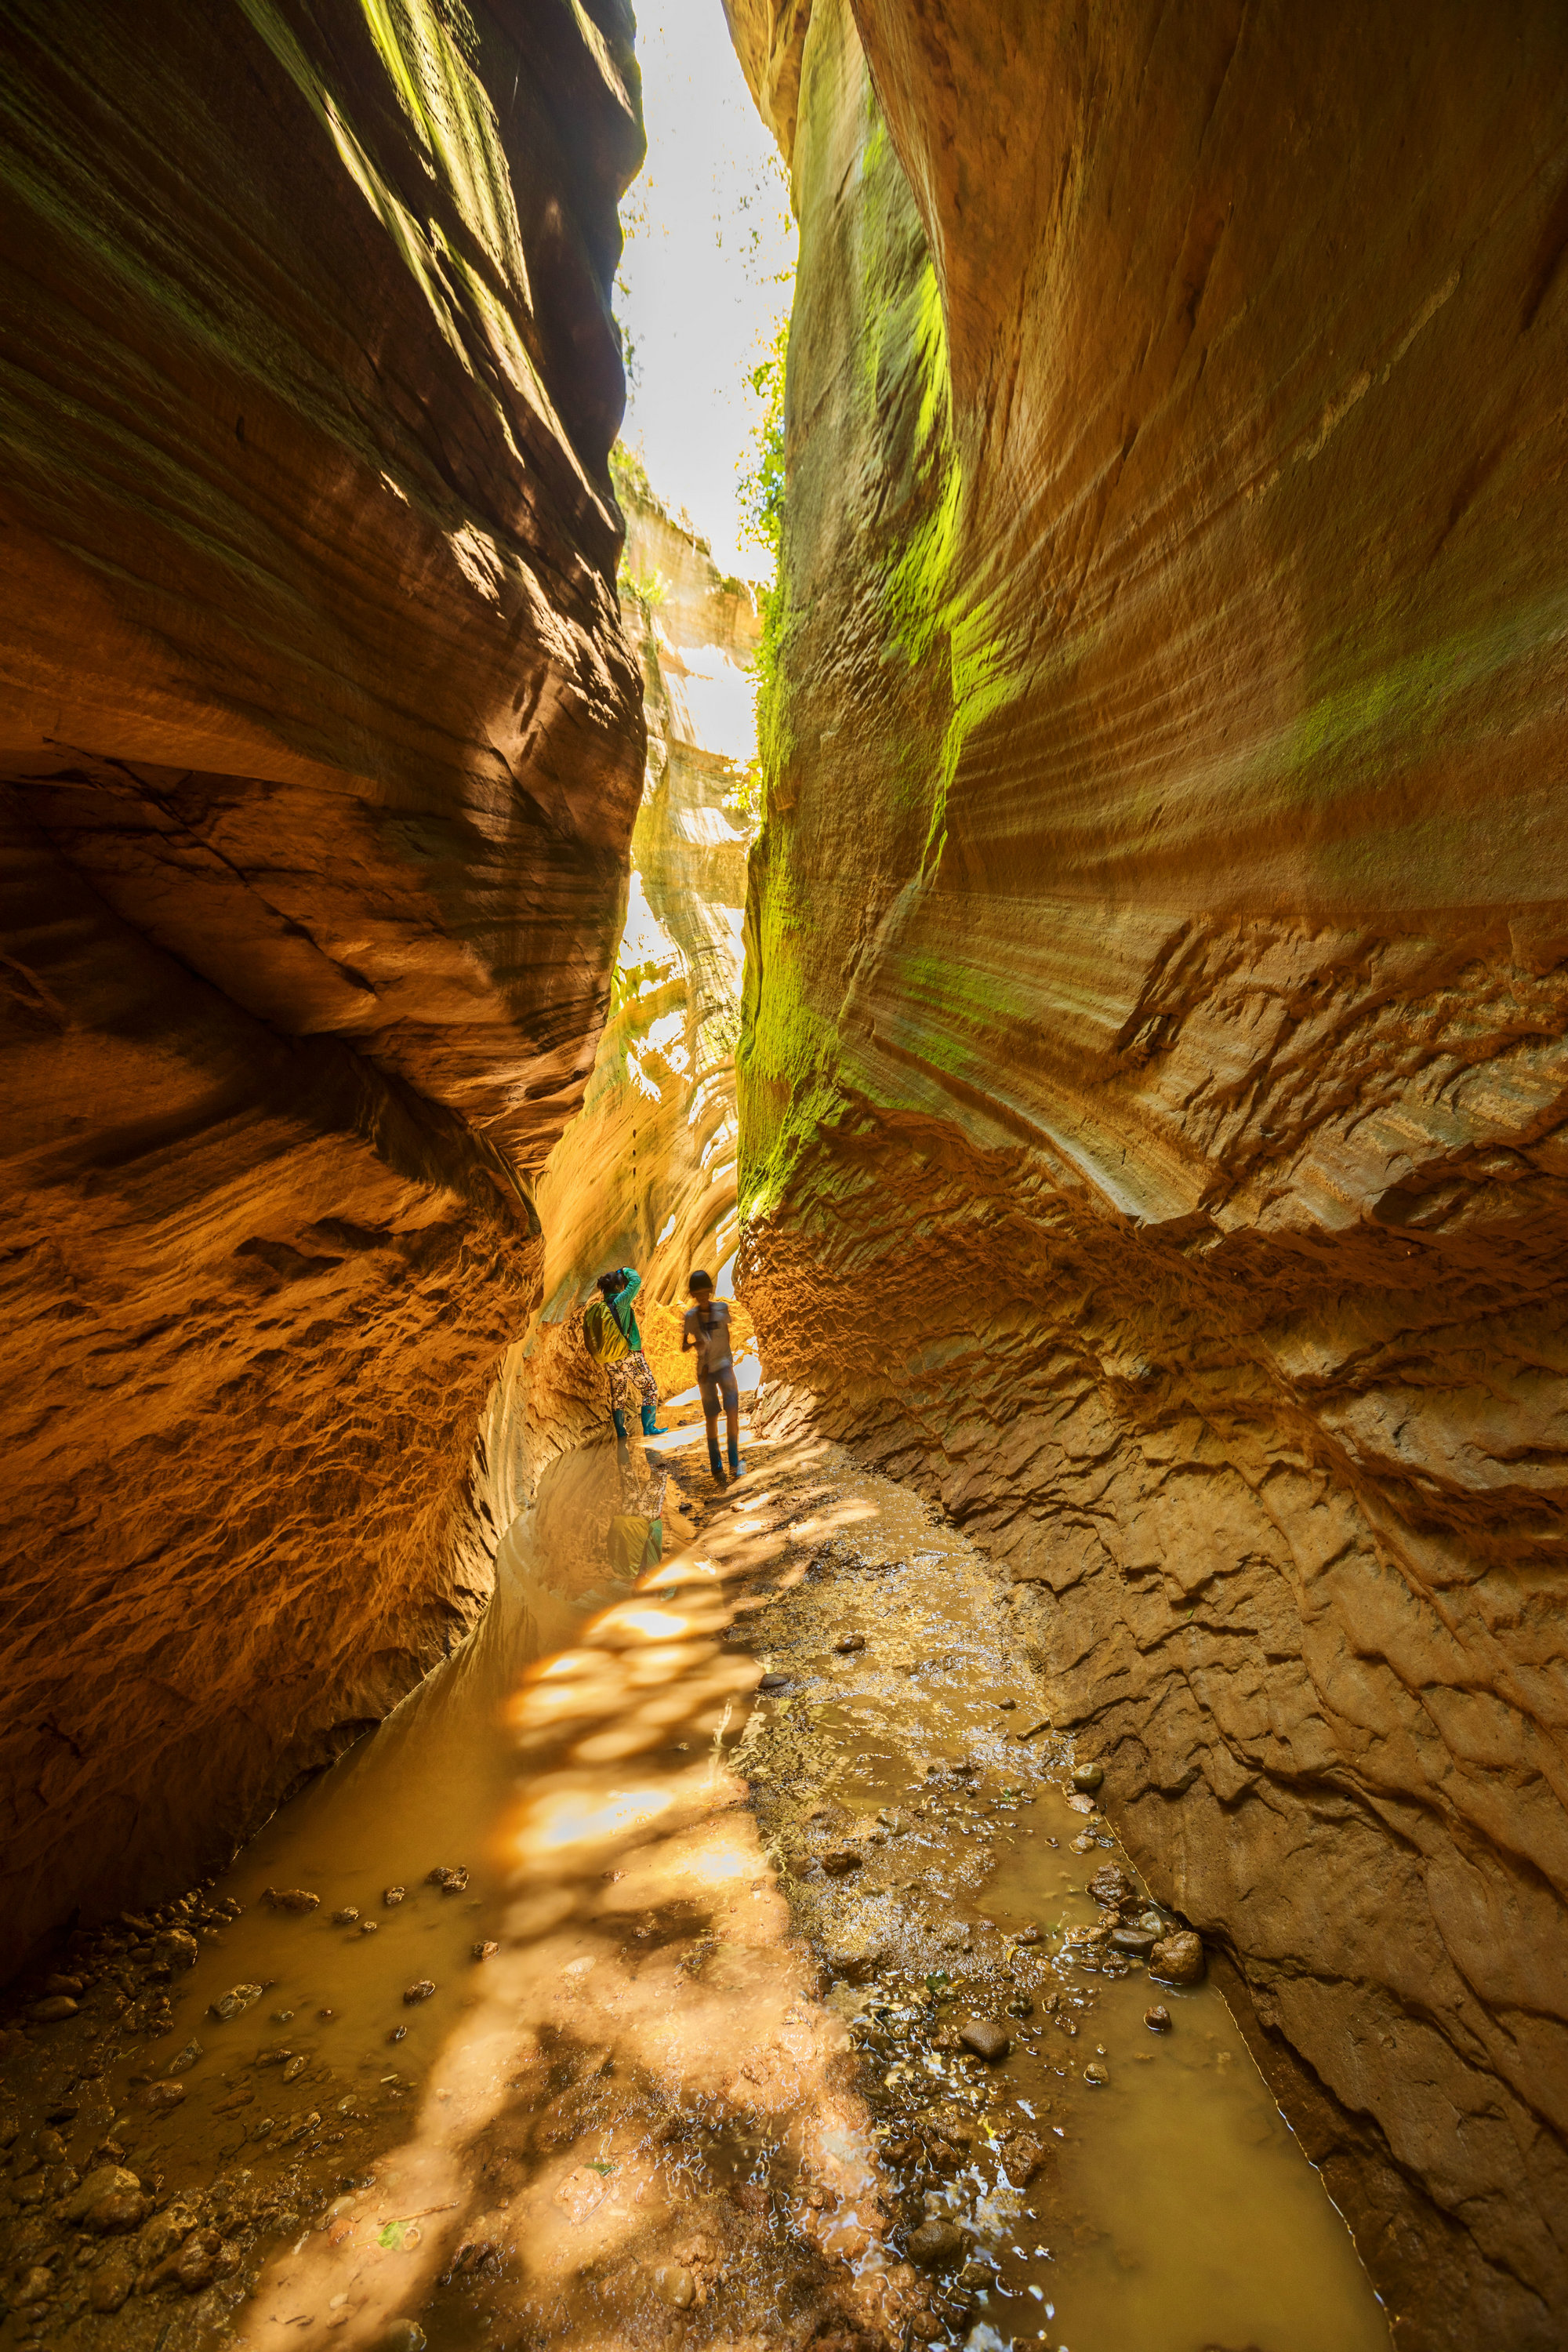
0,1410,1388,2352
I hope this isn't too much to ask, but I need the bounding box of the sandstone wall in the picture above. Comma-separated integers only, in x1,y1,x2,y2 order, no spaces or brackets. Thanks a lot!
0,0,645,1973
524,460,758,1443
728,2,1568,2343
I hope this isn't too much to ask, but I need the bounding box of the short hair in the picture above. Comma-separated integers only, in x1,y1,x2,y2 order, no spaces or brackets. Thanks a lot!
688,1269,713,1291
597,1269,623,1298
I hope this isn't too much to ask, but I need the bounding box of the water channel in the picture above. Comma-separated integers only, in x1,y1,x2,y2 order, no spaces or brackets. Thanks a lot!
1,1403,1389,2352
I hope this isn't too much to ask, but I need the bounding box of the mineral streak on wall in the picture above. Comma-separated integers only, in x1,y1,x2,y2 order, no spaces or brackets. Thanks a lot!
725,1,1568,2343
518,458,759,1454
0,0,645,1974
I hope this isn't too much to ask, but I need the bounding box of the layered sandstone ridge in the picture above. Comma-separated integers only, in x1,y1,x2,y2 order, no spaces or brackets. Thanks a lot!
731,2,1568,2344
0,0,644,1973
518,456,759,1457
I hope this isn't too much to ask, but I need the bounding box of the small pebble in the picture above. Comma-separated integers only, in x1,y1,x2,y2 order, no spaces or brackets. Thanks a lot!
383,1887,406,1907
758,1672,790,1692
959,2018,1011,2063
263,1887,321,1914
332,1907,360,1926
907,2216,964,2267
387,2026,408,2044
404,1979,437,2005
382,2324,426,2352
1145,2005,1172,2032
360,1920,379,1935
656,2265,696,2310
472,1941,499,1962
834,1632,866,1653
820,1849,862,1877
1072,1762,1105,1791
1083,2062,1110,2086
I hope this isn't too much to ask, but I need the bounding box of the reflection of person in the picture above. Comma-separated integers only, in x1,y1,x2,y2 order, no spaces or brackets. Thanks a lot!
608,1457,669,1578
598,1265,667,1457
681,1268,741,1484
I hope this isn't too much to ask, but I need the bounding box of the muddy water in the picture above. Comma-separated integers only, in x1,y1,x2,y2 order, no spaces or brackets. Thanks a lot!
0,1418,1389,2352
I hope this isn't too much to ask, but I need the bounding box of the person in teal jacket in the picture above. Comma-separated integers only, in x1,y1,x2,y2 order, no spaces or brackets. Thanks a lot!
597,1265,667,1455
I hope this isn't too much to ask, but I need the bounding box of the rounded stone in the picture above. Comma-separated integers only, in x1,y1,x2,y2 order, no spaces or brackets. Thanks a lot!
1083,2062,1110,2086
382,2324,426,2352
1071,1762,1105,1791
907,2217,964,2267
1144,2005,1172,2032
1149,1930,1206,1986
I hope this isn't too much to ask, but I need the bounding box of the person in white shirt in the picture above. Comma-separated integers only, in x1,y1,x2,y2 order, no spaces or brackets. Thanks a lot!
681,1268,741,1484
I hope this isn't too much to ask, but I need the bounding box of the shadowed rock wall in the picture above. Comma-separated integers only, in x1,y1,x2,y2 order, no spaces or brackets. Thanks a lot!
728,1,1568,2343
0,0,644,1972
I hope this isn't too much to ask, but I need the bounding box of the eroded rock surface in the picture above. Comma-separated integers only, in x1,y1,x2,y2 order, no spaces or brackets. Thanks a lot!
0,0,644,1970
728,2,1568,2343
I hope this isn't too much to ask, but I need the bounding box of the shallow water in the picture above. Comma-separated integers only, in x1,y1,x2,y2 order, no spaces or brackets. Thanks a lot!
0,1416,1389,2352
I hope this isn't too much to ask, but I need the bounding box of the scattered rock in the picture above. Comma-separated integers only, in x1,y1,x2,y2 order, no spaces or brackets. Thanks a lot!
158,1928,200,1969
472,1941,499,1962
1145,2005,1172,2032
959,2019,1011,2062
1088,1863,1134,1908
27,1994,78,2023
907,2217,964,2267
88,2260,135,2313
403,1979,437,2005
318,2007,336,2020
165,2039,203,2072
1011,1923,1042,1944
262,1888,320,1914
1083,2062,1110,2086
14,2264,54,2304
1149,1931,1206,1985
209,1982,263,2022
758,1672,791,1692
382,2325,426,2352
1071,1762,1105,1792
1065,1793,1098,1814
426,1866,469,1894
1003,2131,1048,2182
332,1907,360,1926
655,2264,696,2309
1109,1926,1156,1955
834,1632,866,1653
387,2026,407,2044
143,2081,186,2111
361,1919,380,1935
820,1849,862,1877
1069,1832,1096,1854
64,2165,147,2232
824,1939,882,1984
996,1696,1017,1710
383,1886,406,1907
282,2054,309,2082
42,1974,83,1998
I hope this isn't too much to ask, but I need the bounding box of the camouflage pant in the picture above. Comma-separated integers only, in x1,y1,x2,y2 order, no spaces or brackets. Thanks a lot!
607,1350,659,1419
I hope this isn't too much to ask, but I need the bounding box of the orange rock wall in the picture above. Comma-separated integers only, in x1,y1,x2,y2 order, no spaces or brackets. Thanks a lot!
0,0,645,1973
730,2,1568,2343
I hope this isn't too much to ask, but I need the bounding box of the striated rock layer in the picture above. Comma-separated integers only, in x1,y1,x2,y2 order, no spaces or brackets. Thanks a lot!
0,0,645,1973
729,1,1568,2343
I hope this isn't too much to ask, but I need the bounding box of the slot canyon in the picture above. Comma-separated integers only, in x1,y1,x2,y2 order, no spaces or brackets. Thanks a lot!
0,5,1564,2352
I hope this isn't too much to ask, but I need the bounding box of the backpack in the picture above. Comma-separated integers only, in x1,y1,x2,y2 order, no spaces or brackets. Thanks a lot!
608,1512,663,1576
583,1294,632,1363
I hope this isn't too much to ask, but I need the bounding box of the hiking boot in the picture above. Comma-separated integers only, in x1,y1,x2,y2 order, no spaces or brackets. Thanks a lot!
641,1403,670,1437
707,1442,726,1484
728,1439,743,1477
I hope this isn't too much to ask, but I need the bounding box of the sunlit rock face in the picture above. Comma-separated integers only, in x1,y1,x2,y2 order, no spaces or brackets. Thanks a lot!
516,462,758,1461
728,1,1568,2342
0,0,644,1973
